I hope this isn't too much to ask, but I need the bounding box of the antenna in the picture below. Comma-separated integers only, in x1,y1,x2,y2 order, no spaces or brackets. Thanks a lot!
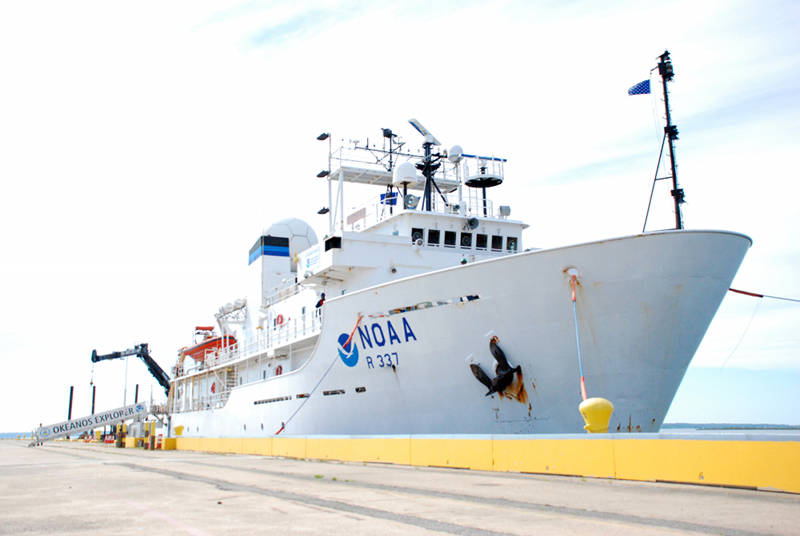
408,118,441,146
408,118,445,211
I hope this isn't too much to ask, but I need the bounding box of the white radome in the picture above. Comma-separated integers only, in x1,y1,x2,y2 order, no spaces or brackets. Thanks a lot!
265,218,318,271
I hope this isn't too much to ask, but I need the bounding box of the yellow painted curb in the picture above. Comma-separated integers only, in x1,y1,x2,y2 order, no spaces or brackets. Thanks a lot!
168,436,800,494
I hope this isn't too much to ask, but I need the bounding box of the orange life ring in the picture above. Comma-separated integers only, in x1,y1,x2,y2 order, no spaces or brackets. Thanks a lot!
276,314,284,326
276,365,283,376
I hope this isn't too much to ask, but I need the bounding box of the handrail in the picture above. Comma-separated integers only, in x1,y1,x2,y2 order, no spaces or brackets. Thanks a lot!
179,309,324,377
340,190,500,234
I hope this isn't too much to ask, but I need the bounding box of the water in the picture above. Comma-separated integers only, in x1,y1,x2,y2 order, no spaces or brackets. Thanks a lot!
0,432,29,439
660,426,800,439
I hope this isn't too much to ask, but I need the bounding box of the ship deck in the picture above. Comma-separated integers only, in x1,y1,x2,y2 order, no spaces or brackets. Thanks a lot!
3,439,798,535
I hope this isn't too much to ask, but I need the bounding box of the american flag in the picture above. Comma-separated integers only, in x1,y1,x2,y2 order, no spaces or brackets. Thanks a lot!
628,79,650,95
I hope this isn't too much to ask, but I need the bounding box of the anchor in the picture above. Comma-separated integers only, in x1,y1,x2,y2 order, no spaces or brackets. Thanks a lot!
468,336,521,396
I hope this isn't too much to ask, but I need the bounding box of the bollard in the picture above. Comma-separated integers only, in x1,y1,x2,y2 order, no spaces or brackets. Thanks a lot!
579,397,614,433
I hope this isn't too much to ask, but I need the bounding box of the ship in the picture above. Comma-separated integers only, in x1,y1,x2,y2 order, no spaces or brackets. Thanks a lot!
166,115,750,437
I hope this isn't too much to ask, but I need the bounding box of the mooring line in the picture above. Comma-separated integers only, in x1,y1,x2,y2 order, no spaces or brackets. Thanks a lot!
276,314,364,435
729,288,800,303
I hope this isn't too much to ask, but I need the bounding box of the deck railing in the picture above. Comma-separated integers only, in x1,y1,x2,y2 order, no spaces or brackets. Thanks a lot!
180,309,323,376
342,189,498,233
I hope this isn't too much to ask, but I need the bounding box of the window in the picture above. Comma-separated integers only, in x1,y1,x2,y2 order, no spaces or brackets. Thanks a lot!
324,236,341,250
444,231,456,247
507,237,518,252
476,234,488,250
411,228,423,243
491,235,503,251
427,229,440,246
460,232,472,248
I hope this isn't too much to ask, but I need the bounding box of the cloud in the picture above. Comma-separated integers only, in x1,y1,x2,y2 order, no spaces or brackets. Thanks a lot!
247,7,354,48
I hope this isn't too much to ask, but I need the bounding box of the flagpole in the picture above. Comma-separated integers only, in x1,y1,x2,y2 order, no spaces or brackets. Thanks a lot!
658,50,684,230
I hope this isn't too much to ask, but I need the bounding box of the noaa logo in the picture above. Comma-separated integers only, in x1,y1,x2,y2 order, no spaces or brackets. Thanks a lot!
337,333,359,367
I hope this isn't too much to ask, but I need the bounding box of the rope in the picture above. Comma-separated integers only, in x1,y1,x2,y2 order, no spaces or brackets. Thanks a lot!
720,299,761,369
275,314,364,435
569,275,588,401
729,288,800,303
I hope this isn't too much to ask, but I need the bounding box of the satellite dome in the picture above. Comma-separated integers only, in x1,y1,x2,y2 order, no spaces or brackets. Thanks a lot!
392,162,419,187
448,145,463,163
265,218,318,271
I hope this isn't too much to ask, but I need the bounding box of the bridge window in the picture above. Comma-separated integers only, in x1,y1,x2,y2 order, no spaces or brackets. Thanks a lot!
507,237,518,252
411,228,423,243
491,235,503,251
444,231,456,247
460,232,472,248
427,229,440,246
476,234,488,250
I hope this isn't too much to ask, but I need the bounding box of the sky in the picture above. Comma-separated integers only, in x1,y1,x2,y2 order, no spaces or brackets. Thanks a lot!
1,0,798,432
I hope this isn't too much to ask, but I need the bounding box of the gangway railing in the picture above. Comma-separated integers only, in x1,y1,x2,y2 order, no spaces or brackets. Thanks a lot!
30,402,149,446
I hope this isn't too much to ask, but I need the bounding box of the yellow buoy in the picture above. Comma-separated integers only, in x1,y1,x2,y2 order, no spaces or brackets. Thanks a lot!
579,397,614,433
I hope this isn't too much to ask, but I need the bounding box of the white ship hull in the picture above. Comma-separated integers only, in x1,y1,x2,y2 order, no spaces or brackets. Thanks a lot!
171,229,750,437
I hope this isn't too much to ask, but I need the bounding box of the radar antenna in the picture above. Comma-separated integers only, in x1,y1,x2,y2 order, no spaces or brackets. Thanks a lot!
408,118,446,211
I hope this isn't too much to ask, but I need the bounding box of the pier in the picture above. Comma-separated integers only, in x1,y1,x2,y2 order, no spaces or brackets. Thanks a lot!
2,439,798,535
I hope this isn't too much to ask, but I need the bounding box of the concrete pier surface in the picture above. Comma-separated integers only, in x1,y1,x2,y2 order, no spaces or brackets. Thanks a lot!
2,440,798,535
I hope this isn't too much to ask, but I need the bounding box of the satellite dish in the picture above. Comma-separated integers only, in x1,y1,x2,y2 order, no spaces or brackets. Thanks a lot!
466,217,479,230
404,194,419,209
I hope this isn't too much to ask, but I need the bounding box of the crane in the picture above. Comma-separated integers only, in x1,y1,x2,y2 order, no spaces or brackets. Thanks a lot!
91,343,170,396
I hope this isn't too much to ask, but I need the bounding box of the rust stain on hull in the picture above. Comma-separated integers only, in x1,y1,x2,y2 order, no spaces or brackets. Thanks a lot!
501,370,528,404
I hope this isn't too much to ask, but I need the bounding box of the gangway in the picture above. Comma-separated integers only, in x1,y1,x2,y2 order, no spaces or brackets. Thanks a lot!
30,402,149,446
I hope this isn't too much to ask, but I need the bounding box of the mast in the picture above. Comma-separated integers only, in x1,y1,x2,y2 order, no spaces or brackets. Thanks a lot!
408,119,441,212
658,50,684,230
